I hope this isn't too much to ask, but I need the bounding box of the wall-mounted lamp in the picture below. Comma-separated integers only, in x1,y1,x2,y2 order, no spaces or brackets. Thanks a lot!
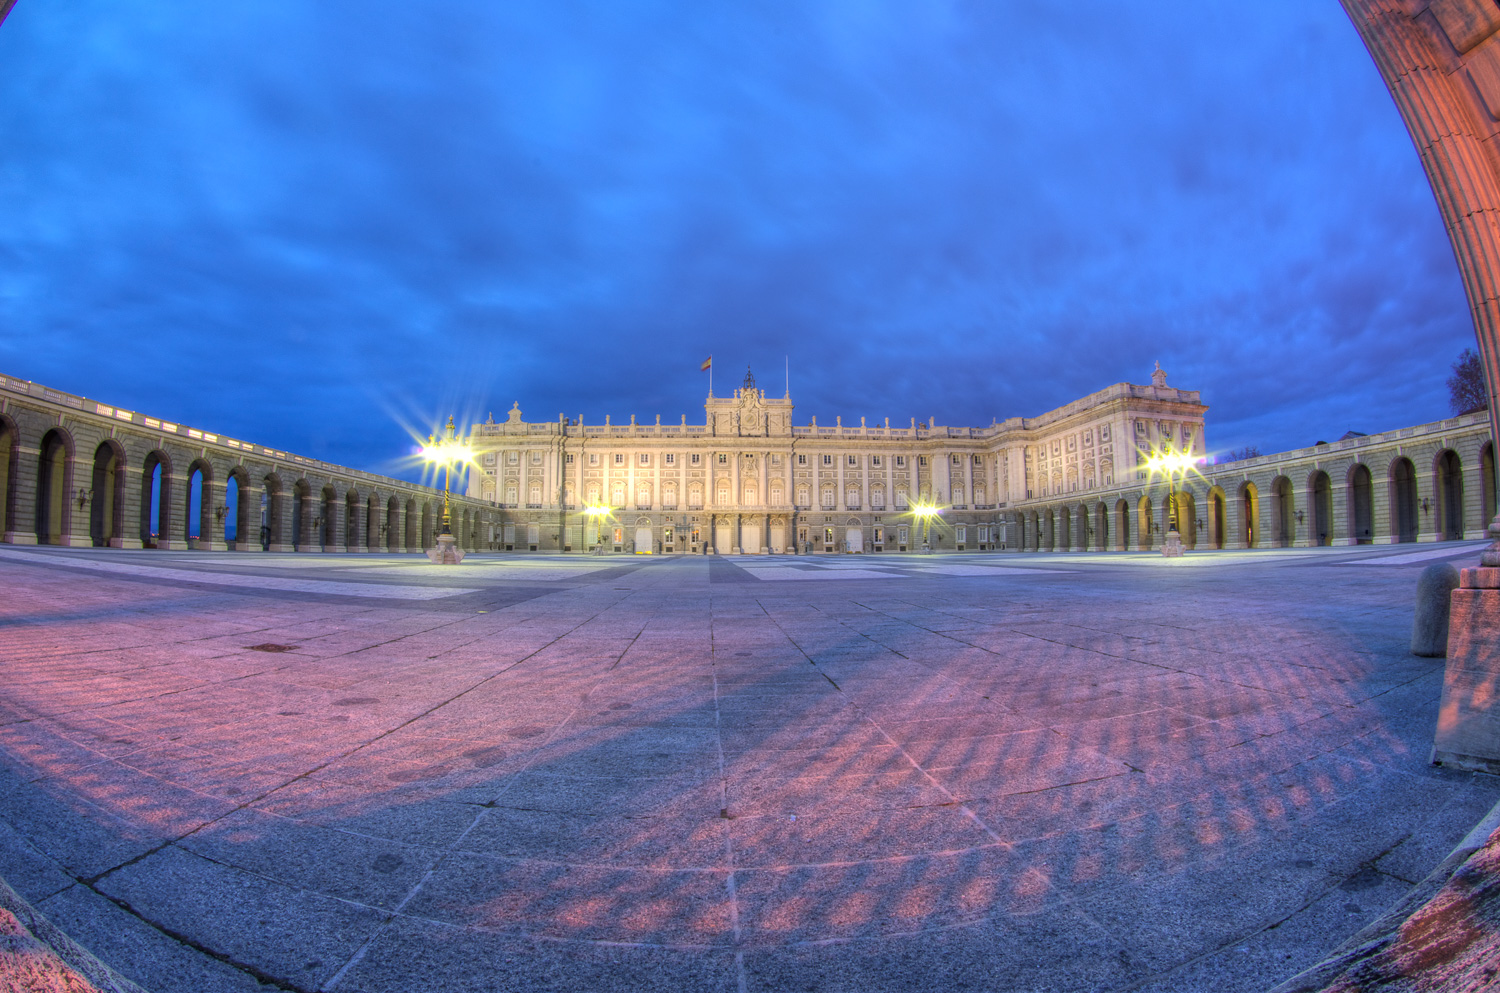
1296,510,1305,525
1422,498,1431,515
75,488,92,509
214,505,226,523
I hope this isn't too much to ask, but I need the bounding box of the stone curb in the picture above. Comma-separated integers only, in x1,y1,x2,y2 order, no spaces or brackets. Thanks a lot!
1266,794,1500,993
0,876,148,993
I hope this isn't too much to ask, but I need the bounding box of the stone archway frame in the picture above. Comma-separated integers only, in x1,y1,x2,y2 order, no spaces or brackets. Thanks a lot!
1343,1,1500,552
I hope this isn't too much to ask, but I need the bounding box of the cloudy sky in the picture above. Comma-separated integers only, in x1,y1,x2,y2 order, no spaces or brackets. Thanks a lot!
0,1,1474,479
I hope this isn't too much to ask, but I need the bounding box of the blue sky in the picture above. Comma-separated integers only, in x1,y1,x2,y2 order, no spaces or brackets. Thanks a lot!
0,1,1474,479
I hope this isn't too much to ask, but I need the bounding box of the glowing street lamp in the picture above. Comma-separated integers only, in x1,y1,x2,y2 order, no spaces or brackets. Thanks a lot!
1144,446,1200,554
420,416,473,562
911,501,941,553
581,504,611,553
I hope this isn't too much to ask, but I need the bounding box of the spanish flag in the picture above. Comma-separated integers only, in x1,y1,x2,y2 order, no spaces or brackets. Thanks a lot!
700,356,712,371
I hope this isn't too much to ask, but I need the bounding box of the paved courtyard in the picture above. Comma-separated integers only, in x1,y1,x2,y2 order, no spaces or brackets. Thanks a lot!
0,543,1497,993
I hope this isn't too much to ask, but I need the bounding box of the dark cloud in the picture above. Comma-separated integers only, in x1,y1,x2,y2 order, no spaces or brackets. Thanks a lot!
0,1,1474,475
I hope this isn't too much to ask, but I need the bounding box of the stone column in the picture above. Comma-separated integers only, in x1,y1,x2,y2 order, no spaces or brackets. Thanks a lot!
1463,458,1490,539
323,485,344,554
200,478,228,551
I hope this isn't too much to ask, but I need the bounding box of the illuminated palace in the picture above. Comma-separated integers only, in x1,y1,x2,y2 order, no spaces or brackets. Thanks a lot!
464,365,1207,554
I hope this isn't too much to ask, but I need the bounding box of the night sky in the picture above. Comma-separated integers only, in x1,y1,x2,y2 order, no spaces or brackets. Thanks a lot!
0,2,1476,481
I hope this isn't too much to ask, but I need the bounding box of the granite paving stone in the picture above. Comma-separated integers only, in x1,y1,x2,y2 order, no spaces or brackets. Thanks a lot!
0,545,1495,992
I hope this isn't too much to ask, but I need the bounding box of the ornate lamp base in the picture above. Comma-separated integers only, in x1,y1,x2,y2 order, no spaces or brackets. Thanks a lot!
427,533,465,565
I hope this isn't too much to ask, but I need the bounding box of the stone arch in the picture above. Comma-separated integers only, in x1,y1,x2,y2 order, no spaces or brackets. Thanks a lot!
1434,449,1464,541
1390,456,1418,544
404,497,418,550
1271,476,1295,548
1114,498,1129,551
1043,508,1055,551
35,428,73,545
185,458,214,546
225,465,253,551
1057,506,1070,552
0,413,16,538
1308,470,1333,547
1238,481,1259,549
1207,485,1227,550
420,501,433,548
89,439,126,547
1347,463,1374,546
1093,501,1108,552
1075,503,1089,551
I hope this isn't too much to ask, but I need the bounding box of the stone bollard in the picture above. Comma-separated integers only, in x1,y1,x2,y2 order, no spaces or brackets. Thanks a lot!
1411,562,1460,657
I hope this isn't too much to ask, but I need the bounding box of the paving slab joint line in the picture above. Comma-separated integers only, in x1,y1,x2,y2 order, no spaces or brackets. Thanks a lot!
1265,789,1500,993
0,877,150,993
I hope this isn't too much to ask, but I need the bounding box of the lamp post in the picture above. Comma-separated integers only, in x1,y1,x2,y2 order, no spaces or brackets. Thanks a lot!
420,416,473,564
1145,448,1195,557
582,505,610,554
912,501,939,553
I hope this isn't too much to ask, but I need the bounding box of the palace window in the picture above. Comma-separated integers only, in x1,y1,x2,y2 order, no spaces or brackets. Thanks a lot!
589,453,599,466
507,451,519,465
691,453,701,465
820,488,836,509
797,453,807,465
770,454,780,465
872,455,881,467
952,454,962,465
665,453,675,465
484,452,496,465
973,454,982,465
640,453,650,465
822,454,833,466
918,456,927,467
718,453,728,465
895,455,906,468
565,453,574,464
614,453,624,465
531,452,542,464
848,455,858,467
957,525,967,543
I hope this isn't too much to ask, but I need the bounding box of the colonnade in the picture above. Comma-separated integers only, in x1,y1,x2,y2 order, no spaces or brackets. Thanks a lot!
1009,415,1494,552
0,376,494,553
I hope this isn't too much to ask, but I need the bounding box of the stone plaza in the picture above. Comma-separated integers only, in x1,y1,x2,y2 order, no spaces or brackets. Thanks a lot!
0,541,1496,992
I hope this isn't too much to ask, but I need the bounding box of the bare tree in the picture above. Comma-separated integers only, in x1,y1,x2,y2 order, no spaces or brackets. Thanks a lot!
1218,446,1261,463
1448,348,1489,416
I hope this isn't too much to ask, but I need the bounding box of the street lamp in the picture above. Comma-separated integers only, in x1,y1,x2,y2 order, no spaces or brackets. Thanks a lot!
420,416,474,564
581,504,611,554
911,501,940,553
1144,448,1197,557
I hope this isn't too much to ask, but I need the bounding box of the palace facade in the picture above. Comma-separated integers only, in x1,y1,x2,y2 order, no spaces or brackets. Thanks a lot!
464,365,1208,553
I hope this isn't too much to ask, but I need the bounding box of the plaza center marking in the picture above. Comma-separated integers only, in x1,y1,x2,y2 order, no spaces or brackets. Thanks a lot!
0,548,481,599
